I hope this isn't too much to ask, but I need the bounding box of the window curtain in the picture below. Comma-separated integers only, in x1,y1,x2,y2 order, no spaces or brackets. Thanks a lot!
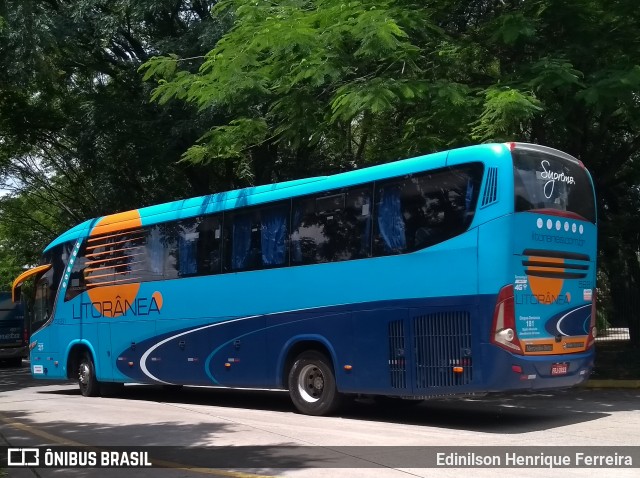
178,234,197,275
261,207,288,266
377,186,406,253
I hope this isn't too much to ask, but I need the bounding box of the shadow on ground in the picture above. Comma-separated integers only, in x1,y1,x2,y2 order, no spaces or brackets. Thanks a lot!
39,380,640,435
2,360,639,437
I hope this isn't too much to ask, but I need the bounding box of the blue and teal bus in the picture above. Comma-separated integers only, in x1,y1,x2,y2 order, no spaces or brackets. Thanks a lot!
13,142,597,415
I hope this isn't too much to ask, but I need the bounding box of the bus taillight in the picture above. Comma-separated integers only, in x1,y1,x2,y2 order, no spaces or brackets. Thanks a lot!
587,289,597,348
491,285,523,354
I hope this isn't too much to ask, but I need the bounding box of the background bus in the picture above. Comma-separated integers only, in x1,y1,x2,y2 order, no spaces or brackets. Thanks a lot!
0,292,27,366
13,142,597,415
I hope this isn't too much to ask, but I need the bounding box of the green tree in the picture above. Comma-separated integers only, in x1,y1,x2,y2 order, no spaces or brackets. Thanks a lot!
140,0,473,184
0,0,223,272
144,0,640,344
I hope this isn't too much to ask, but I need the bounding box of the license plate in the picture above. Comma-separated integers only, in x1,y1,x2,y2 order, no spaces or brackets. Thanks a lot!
551,362,569,376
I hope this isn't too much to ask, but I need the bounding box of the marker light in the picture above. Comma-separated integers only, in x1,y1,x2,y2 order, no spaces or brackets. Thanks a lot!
453,367,464,374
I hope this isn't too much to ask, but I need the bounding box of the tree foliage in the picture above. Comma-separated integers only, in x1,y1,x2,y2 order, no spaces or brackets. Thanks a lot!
0,0,222,285
140,0,454,181
0,0,639,339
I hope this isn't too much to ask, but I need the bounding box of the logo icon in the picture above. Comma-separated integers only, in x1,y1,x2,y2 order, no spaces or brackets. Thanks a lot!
8,448,40,467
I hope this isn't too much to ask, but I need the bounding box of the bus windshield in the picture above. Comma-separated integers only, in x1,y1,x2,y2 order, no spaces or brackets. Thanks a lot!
513,147,596,223
31,243,71,334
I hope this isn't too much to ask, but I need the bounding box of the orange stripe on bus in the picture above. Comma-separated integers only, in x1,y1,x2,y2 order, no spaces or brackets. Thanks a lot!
90,210,142,237
527,266,566,273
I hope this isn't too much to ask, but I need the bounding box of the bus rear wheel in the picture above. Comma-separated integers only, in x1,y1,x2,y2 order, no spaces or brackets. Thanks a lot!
78,353,100,397
288,351,342,416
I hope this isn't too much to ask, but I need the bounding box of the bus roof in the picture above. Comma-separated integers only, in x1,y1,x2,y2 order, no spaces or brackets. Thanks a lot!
44,143,512,252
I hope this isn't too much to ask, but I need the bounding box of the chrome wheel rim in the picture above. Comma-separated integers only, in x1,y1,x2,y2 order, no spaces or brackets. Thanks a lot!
79,362,90,386
297,364,324,403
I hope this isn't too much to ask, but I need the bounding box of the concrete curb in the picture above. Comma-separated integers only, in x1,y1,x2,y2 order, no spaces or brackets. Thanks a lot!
583,379,640,389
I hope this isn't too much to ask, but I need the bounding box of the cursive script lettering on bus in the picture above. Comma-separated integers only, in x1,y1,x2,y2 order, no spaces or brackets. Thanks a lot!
72,296,161,319
539,160,575,199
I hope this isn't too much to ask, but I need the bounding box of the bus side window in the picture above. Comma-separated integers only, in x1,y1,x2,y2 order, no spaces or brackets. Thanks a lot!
345,188,372,259
177,218,200,277
225,203,289,272
226,211,258,271
139,225,177,282
291,187,371,265
196,216,222,275
375,184,407,255
374,164,483,255
413,190,454,249
260,204,289,268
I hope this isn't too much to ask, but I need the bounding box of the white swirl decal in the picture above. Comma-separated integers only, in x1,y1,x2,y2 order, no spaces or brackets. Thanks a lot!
540,160,575,199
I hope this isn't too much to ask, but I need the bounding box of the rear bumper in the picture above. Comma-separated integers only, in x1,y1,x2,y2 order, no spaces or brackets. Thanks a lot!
480,344,595,391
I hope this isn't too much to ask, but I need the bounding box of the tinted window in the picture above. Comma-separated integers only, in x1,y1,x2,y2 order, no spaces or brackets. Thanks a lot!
66,250,87,301
0,292,24,347
34,243,71,330
144,217,224,279
0,293,23,323
84,230,148,288
291,187,372,265
374,164,483,255
65,228,166,299
225,203,290,272
513,149,596,223
195,216,223,275
65,215,225,300
143,224,179,281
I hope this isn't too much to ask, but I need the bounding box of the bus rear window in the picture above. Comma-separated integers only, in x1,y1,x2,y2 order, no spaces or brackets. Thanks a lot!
513,148,596,223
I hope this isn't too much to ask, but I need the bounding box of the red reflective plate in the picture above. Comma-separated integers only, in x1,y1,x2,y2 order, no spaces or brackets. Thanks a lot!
551,362,569,376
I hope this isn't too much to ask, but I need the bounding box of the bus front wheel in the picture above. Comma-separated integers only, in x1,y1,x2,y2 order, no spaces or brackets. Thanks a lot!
78,353,100,397
288,351,342,416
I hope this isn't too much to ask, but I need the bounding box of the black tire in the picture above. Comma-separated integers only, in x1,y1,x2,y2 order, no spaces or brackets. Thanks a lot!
78,353,100,397
288,351,342,416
